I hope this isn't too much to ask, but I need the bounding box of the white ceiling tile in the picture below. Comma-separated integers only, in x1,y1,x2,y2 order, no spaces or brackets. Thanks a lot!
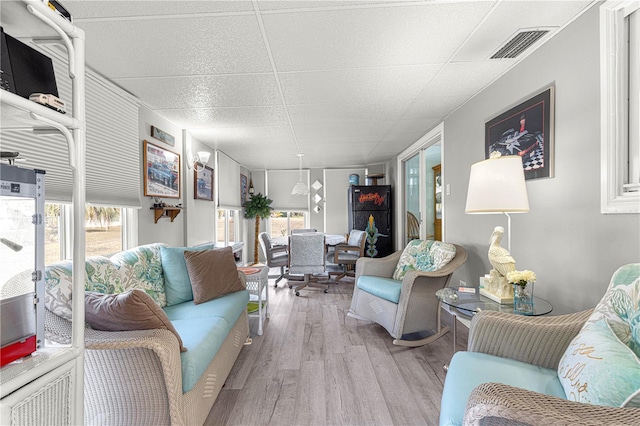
113,74,281,109
262,2,496,71
287,102,408,124
76,15,271,78
279,65,440,105
156,106,289,129
65,1,254,19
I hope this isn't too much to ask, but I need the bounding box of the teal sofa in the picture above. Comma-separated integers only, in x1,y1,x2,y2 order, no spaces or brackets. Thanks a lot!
440,264,640,425
44,243,250,426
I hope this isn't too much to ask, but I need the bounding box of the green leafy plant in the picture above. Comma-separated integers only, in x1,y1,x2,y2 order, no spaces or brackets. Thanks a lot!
243,193,273,264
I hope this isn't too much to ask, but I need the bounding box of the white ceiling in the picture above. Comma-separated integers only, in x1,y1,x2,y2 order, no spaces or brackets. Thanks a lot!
63,0,595,170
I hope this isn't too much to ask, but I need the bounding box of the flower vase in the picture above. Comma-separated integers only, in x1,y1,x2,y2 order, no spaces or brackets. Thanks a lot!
513,281,534,315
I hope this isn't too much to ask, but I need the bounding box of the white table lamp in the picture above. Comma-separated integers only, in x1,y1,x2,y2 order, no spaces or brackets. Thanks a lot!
465,154,529,252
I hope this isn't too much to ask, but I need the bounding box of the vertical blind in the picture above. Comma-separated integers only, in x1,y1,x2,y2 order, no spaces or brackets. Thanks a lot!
267,169,309,211
217,151,241,209
0,44,140,207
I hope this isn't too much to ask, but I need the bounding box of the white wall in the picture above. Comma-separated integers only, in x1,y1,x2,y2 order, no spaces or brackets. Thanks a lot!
183,131,216,247
138,105,185,247
443,5,640,314
324,168,366,234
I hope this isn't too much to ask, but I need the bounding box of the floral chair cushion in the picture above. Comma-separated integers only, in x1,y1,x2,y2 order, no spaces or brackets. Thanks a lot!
557,263,640,408
392,239,457,281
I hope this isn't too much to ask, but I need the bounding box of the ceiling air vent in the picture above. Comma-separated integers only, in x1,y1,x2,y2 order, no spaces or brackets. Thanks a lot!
491,30,549,59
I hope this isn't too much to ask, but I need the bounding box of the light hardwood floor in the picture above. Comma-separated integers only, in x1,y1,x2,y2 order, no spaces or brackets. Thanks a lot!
206,276,468,426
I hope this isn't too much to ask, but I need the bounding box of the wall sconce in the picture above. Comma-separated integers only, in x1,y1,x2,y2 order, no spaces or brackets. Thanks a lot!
187,151,211,172
249,173,255,195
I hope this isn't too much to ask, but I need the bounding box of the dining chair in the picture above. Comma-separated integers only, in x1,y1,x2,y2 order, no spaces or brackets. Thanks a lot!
327,229,366,283
288,233,328,296
407,211,420,241
258,232,288,287
291,228,317,234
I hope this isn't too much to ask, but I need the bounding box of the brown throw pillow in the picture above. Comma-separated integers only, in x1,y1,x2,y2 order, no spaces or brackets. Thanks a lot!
85,289,187,352
183,247,245,305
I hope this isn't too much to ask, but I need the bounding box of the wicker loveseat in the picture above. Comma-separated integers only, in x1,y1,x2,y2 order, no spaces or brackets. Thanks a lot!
440,263,640,425
44,243,250,426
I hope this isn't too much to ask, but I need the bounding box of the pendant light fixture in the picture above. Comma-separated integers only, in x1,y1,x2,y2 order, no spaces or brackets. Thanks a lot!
291,153,310,196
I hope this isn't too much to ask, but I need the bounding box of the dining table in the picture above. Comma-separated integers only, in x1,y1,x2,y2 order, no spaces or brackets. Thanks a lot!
271,232,346,247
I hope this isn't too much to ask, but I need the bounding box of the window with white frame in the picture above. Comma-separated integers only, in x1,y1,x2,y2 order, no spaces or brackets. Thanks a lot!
45,203,131,264
270,211,307,237
601,2,640,214
216,209,240,246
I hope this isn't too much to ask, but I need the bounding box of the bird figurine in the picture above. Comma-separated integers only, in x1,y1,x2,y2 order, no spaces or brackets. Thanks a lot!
485,226,516,298
488,226,515,277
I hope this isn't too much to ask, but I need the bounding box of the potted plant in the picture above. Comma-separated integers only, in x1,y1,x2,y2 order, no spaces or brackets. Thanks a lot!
243,193,273,264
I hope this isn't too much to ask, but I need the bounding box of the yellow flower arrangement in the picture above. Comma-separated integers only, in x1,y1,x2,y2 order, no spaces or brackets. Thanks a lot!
507,270,537,287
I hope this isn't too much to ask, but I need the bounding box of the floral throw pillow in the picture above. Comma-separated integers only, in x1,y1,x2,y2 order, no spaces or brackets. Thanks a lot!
392,240,456,281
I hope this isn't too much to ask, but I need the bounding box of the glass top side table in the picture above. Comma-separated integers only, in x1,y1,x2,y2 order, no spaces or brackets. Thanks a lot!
436,287,553,355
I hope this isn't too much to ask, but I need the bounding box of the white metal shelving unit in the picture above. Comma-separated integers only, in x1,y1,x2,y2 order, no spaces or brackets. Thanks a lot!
0,1,85,424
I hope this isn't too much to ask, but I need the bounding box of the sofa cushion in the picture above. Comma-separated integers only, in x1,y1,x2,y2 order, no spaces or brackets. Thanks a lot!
110,243,168,307
160,244,213,306
356,276,402,304
440,351,565,426
163,289,249,328
85,289,186,352
392,239,456,281
184,247,245,304
46,257,125,321
558,317,640,408
171,317,229,393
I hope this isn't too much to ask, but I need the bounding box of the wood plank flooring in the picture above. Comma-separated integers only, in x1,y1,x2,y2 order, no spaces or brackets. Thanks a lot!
205,275,468,426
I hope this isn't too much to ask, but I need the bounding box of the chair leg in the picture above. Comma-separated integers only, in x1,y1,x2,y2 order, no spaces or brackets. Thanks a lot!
392,326,450,347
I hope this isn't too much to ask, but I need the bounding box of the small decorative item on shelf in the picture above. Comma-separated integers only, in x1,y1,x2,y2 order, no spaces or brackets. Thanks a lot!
507,269,536,315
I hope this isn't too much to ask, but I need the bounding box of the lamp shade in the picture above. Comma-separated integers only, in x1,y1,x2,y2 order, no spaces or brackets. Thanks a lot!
291,181,310,196
465,155,529,214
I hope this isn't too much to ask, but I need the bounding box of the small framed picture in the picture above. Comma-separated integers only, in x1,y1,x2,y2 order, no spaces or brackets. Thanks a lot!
485,86,554,180
240,174,248,205
194,165,214,201
151,126,175,146
143,140,180,198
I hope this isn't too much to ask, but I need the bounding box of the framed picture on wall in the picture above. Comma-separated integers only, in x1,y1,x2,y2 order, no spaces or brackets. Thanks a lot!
240,174,248,205
194,165,214,201
485,86,555,180
150,125,175,146
143,140,180,198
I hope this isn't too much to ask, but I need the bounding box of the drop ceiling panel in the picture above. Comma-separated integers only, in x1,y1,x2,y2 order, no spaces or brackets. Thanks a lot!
287,102,409,124
66,1,254,18
157,106,289,130
262,2,496,71
59,0,594,171
453,1,593,62
112,74,281,109
76,15,272,79
279,65,440,105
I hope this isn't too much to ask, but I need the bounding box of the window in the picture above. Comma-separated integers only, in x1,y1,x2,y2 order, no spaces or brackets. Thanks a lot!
270,211,307,237
601,2,640,214
217,209,240,246
45,203,129,264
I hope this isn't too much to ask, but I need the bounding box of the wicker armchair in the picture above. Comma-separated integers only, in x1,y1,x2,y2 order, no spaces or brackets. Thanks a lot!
348,242,467,347
441,262,640,426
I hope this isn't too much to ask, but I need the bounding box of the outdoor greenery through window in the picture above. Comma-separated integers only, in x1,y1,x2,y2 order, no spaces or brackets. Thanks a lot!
270,211,306,237
45,203,123,264
217,209,239,245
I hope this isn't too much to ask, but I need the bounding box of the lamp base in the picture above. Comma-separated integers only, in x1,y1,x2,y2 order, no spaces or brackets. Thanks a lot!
479,288,513,305
480,276,514,304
